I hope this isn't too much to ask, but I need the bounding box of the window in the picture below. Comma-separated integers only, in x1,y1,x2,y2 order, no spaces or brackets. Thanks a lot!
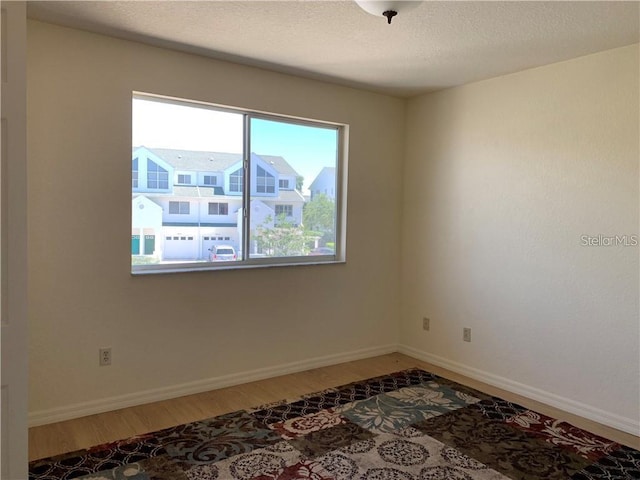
229,168,243,193
132,158,139,188
275,205,293,217
132,93,344,273
208,202,229,215
256,166,275,194
147,160,169,189
169,201,190,214
203,175,217,186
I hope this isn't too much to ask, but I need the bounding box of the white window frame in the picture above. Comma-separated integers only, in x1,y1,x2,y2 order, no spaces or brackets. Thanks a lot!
147,159,169,189
229,168,243,193
132,157,139,188
169,201,190,215
208,202,229,215
256,165,275,194
203,175,217,186
132,92,347,275
275,204,293,217
177,173,192,185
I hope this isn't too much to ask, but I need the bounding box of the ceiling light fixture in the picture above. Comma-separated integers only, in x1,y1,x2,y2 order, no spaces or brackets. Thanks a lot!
354,0,422,24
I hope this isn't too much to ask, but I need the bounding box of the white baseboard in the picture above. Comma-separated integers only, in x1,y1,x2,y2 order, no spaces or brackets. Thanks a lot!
28,344,398,427
30,343,640,437
398,344,640,436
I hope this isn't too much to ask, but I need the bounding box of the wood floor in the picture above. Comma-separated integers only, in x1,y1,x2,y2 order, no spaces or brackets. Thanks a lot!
28,353,639,461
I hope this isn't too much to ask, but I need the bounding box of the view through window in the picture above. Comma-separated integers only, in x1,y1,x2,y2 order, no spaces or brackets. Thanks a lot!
131,94,343,272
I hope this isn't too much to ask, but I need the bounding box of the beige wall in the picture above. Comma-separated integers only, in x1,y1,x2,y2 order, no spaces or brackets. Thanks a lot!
401,45,639,428
28,18,639,432
27,20,405,417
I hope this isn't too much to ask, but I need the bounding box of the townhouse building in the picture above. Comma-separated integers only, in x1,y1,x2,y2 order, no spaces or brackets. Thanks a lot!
132,146,305,260
309,166,336,200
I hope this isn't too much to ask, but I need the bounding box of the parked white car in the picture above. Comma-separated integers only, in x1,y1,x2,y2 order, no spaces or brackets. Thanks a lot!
209,245,237,262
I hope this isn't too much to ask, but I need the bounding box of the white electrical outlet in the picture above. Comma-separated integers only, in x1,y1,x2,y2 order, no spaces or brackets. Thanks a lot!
422,317,430,331
463,328,471,342
99,348,112,366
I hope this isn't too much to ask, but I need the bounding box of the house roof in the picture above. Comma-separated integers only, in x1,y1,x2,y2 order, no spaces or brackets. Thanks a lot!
310,167,336,187
172,186,225,197
154,186,233,199
276,190,306,202
136,147,299,176
145,148,239,172
146,186,304,203
260,155,298,177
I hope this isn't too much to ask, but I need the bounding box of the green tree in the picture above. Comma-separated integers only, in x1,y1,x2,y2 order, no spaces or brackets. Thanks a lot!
303,194,335,240
296,175,304,191
253,214,312,257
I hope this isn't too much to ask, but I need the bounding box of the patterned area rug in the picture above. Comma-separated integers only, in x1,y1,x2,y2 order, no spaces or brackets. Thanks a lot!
29,369,640,480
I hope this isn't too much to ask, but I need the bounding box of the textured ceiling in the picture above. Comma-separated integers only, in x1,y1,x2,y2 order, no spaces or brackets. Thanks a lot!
27,1,640,97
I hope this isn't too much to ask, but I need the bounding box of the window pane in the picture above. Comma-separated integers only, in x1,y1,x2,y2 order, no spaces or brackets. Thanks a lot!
132,93,344,273
204,175,217,186
249,118,338,259
230,168,243,193
132,95,243,266
208,202,228,215
132,157,139,188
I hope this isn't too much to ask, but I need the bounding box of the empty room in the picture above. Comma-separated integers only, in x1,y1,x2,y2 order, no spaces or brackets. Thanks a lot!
1,1,638,478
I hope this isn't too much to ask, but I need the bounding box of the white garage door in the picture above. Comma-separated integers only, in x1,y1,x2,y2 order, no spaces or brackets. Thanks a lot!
202,235,234,258
164,235,198,260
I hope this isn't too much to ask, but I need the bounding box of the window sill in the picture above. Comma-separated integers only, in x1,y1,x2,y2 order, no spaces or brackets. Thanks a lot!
131,257,345,275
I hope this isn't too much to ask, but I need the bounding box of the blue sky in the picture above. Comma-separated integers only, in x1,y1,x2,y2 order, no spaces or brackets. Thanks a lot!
132,97,337,193
250,118,337,192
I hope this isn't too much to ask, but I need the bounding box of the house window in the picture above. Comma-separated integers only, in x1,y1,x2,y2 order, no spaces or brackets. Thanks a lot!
169,201,190,214
256,166,275,194
132,93,344,274
275,205,293,217
147,160,169,189
208,202,229,215
132,157,139,188
229,168,243,193
203,175,217,186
